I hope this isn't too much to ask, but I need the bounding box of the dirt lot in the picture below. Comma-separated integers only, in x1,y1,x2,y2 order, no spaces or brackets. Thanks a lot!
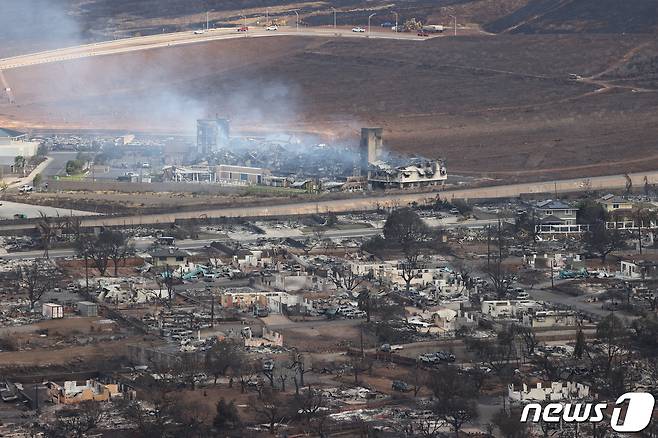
2,33,658,179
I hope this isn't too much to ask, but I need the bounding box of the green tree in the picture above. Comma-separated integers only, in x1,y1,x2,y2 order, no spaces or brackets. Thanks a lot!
213,398,241,432
32,173,43,188
582,222,625,263
577,200,606,224
382,207,431,249
13,155,26,176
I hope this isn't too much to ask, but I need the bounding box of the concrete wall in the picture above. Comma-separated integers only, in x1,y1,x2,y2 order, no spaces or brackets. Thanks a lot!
47,180,244,195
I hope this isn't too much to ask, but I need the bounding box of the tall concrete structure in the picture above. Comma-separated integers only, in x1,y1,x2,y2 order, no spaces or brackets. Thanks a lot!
360,127,383,175
196,118,230,155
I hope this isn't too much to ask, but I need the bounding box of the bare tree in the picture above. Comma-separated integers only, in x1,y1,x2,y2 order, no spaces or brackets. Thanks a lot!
44,400,106,438
37,211,57,258
249,388,290,434
205,339,244,385
329,265,367,291
292,389,332,435
428,366,479,437
74,235,94,291
400,246,421,292
15,260,57,310
161,264,177,307
105,230,135,276
624,172,633,195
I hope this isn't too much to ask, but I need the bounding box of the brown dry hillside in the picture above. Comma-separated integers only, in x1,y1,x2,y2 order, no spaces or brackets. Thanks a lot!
2,34,658,179
2,0,657,57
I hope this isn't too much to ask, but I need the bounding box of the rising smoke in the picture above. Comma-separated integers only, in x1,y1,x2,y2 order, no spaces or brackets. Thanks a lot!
0,1,369,169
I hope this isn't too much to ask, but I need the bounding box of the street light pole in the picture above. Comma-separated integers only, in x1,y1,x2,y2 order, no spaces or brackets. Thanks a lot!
393,12,399,32
450,14,457,36
293,10,299,32
331,7,337,29
266,8,269,25
368,13,376,34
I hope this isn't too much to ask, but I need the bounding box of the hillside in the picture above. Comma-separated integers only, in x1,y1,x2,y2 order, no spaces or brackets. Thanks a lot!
486,0,658,34
2,34,658,179
2,0,657,58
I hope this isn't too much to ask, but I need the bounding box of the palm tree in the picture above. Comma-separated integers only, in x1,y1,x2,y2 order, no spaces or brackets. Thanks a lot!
13,156,26,176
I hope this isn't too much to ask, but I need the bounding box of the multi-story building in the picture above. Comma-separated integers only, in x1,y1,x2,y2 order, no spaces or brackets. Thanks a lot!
196,118,229,155
368,159,447,189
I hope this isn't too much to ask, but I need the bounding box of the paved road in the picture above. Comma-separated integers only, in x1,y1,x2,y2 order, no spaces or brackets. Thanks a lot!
41,152,78,178
0,27,426,71
0,167,652,231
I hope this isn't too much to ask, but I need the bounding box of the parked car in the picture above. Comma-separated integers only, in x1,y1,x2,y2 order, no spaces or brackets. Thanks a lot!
417,31,429,37
18,184,33,193
237,26,249,32
266,25,278,31
392,380,410,392
352,27,366,33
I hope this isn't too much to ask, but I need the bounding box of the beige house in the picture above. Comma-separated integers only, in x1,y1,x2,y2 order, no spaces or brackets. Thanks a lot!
600,194,633,212
149,248,190,267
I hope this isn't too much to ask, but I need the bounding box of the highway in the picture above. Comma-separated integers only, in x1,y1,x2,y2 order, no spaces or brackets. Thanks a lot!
0,166,653,232
0,27,425,71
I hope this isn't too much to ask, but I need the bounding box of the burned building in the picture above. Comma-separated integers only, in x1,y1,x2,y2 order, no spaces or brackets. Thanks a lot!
360,128,383,175
215,164,271,185
197,118,230,155
368,159,447,189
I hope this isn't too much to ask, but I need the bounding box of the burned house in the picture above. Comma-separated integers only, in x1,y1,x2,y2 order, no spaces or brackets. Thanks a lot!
368,159,447,189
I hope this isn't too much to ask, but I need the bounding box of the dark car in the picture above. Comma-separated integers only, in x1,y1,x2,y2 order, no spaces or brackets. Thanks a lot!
392,380,410,392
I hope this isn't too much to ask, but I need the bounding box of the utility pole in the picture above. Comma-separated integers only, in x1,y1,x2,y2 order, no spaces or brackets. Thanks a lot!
293,10,299,32
486,225,491,269
206,11,209,31
208,286,215,328
266,8,269,25
393,12,399,32
368,13,376,34
551,260,555,289
450,15,457,36
637,209,644,255
331,7,337,29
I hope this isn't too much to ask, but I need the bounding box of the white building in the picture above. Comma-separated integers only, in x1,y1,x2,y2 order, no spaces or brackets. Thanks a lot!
42,303,64,319
0,128,39,168
508,381,591,402
481,300,539,318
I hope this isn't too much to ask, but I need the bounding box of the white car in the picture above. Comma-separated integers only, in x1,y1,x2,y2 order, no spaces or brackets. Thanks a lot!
19,184,33,193
352,27,366,33
266,25,278,31
193,30,205,35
